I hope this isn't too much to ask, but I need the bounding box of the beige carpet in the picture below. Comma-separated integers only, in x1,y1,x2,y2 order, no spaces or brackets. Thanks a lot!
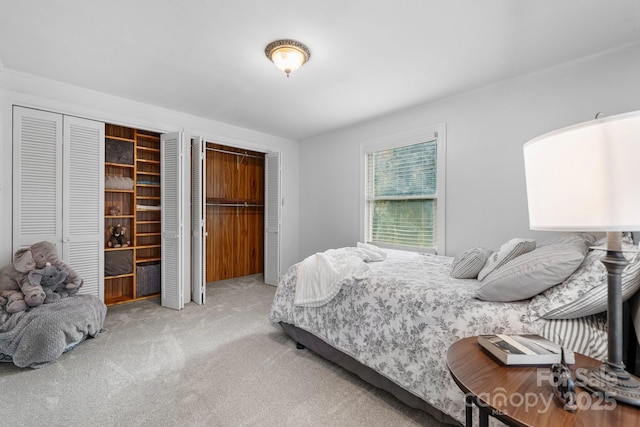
0,275,451,427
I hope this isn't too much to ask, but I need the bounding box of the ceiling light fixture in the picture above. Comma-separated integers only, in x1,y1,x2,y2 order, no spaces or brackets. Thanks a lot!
265,39,310,77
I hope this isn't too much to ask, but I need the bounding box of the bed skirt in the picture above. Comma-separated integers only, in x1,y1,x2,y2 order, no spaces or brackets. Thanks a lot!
279,322,461,426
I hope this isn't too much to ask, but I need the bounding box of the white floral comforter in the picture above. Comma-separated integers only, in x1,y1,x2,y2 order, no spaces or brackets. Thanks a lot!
269,249,546,424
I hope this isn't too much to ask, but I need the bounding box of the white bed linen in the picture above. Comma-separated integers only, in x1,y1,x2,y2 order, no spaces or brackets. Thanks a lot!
294,244,386,307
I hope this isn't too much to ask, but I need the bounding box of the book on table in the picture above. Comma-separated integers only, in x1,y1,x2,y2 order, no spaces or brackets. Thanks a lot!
478,334,575,365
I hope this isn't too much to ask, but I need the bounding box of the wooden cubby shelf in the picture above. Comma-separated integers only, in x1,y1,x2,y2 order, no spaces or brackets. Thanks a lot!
105,189,134,194
104,124,162,306
137,257,161,263
105,162,134,168
106,136,135,143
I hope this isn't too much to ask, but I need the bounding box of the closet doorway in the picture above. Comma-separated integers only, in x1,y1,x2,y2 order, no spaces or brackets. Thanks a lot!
205,143,265,282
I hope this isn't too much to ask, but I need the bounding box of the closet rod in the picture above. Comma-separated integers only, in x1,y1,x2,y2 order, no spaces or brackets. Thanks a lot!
207,202,264,217
206,203,264,207
205,147,263,159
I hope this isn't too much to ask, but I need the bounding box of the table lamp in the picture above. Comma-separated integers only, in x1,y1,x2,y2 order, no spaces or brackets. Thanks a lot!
523,110,640,406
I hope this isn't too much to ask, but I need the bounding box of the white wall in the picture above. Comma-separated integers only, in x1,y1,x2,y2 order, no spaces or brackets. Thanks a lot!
298,43,640,259
0,70,300,279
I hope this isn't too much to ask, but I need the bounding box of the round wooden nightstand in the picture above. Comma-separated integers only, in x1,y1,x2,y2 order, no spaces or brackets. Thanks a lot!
447,336,640,427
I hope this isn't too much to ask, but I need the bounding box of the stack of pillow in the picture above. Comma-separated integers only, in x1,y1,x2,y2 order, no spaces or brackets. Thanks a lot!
450,233,640,320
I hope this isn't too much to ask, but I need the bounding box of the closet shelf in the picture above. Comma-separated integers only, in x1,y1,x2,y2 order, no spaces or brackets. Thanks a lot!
206,146,262,159
137,145,160,153
106,214,135,219
106,136,135,143
137,244,161,249
105,189,134,193
137,159,160,165
106,296,135,305
137,257,161,263
106,162,134,168
105,272,134,279
136,133,160,141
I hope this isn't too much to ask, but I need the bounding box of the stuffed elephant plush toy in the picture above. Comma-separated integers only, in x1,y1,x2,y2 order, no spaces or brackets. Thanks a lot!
0,290,27,314
27,262,68,304
0,241,83,313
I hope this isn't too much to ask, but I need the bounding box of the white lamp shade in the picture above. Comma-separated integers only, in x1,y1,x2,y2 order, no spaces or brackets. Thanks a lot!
523,110,640,231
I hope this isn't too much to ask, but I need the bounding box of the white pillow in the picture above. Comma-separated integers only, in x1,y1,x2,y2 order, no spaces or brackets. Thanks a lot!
476,244,585,302
450,247,492,279
477,238,536,281
528,243,640,319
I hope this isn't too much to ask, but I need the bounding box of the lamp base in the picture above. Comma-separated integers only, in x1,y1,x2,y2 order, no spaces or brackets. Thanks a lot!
576,363,640,406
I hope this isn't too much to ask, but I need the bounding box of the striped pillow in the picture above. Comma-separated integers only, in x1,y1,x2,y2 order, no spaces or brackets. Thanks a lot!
528,244,640,319
540,313,608,361
450,247,492,279
477,238,536,281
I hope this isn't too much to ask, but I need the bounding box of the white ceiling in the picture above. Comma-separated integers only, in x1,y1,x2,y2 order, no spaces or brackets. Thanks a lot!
1,0,639,141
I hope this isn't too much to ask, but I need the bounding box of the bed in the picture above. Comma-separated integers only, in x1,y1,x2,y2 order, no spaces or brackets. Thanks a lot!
269,235,640,425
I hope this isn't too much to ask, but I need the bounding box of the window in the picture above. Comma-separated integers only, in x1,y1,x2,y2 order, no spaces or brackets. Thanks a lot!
363,125,445,253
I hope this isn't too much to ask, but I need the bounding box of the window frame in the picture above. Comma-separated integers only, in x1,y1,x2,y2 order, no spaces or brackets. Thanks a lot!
359,123,446,254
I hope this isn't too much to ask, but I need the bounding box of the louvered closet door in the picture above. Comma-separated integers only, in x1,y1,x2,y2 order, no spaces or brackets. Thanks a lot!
161,132,184,310
13,107,104,300
264,152,281,286
63,116,105,299
13,107,63,253
191,136,206,304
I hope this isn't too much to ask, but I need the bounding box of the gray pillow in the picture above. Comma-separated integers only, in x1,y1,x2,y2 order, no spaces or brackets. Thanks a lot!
477,238,536,281
450,247,492,279
528,243,640,319
476,244,585,302
104,250,133,277
536,232,596,255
